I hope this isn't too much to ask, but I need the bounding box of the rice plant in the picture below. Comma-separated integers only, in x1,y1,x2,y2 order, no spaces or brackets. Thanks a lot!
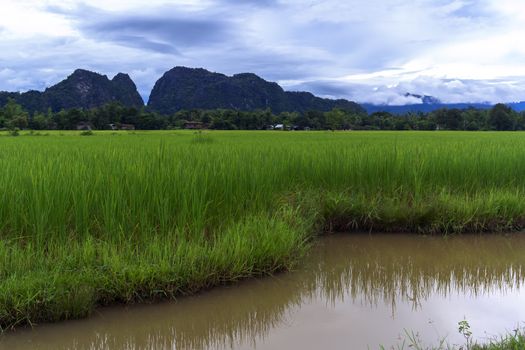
2,130,525,328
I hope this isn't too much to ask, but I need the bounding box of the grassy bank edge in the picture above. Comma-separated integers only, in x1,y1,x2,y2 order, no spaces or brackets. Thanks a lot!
2,189,525,335
386,322,525,350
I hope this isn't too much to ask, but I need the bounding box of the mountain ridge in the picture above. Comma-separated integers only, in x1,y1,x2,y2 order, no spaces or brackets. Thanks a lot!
2,68,525,115
0,69,144,113
147,66,365,115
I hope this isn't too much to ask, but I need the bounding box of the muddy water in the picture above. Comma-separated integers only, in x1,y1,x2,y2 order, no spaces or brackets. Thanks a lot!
2,234,525,350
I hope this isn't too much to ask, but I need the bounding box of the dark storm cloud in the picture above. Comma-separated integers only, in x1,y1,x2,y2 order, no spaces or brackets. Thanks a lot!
47,3,236,54
81,16,232,52
95,34,180,54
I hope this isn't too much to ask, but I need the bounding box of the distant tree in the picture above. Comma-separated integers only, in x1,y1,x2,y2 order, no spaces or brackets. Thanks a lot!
488,104,514,131
393,118,411,130
305,110,325,129
432,108,463,130
209,117,237,130
292,112,311,129
200,112,212,125
257,109,275,129
137,112,167,129
411,114,436,130
52,110,69,130
0,98,518,132
31,113,50,130
326,109,350,130
464,109,488,130
2,98,29,130
63,108,87,129
516,112,525,130
370,112,395,130
7,115,28,129
279,111,299,129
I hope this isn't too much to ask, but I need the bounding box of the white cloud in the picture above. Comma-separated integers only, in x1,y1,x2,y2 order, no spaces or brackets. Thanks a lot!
0,0,525,104
0,1,77,38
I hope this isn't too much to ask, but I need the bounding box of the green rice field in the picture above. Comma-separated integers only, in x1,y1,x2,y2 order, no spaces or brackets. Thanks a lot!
2,130,525,330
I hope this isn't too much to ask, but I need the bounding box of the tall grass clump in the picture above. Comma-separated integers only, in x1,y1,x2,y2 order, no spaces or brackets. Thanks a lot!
2,130,525,328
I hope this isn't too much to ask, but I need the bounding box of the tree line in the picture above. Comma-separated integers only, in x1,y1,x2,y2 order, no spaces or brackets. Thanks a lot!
0,98,523,131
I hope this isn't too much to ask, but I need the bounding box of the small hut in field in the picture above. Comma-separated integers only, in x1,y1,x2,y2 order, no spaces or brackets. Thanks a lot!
109,123,136,130
76,122,93,131
183,121,206,129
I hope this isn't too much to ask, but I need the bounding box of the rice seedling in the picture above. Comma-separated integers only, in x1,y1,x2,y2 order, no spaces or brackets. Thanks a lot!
1,130,525,328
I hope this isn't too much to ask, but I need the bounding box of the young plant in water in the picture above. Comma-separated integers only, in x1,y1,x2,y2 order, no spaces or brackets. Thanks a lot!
458,320,473,350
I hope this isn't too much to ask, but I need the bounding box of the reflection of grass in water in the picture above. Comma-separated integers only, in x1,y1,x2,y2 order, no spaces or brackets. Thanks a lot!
7,234,525,350
307,235,525,312
14,273,303,350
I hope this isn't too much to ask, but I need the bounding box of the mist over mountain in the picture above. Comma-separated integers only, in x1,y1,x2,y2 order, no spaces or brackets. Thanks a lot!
362,92,525,114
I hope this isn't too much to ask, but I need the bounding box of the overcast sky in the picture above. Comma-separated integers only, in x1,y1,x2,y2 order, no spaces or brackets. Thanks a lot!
1,0,525,105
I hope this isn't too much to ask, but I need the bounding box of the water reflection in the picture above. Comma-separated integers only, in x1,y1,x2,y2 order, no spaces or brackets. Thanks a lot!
2,234,525,350
310,234,525,311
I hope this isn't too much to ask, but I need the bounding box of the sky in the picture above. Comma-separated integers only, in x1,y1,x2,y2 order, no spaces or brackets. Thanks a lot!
1,0,525,105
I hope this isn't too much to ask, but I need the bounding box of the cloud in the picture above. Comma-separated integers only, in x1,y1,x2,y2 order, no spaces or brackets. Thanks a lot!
218,0,280,7
1,0,525,105
81,16,233,53
284,76,525,105
48,3,236,54
98,35,180,55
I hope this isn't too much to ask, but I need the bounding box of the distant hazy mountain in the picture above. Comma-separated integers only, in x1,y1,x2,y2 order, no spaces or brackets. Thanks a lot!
0,69,144,112
147,67,365,114
509,102,525,112
363,93,525,114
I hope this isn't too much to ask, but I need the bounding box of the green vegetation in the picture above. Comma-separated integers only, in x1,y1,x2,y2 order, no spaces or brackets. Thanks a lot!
147,66,365,115
1,97,524,131
1,130,525,330
473,332,525,350
0,69,143,114
390,321,525,350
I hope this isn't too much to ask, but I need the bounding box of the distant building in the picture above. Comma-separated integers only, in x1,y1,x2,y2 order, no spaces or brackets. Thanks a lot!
183,121,206,129
76,122,93,131
120,123,135,130
109,123,136,130
273,124,294,130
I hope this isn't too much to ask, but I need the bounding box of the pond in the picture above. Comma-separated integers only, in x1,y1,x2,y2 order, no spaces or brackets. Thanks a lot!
2,234,525,349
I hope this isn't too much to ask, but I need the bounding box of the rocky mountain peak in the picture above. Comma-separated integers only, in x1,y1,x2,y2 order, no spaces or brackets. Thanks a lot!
148,66,364,115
